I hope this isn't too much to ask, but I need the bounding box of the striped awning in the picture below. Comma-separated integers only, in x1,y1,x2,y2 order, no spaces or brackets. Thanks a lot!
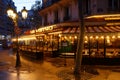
62,26,120,33
63,27,77,33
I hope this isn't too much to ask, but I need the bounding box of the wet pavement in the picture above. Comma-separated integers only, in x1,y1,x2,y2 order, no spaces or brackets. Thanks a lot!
0,48,120,80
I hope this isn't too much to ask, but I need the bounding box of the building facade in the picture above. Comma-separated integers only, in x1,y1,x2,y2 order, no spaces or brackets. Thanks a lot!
17,0,120,64
38,0,120,53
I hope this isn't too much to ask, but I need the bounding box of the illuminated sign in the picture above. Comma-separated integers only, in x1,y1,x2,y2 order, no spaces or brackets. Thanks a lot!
30,26,53,34
36,26,53,32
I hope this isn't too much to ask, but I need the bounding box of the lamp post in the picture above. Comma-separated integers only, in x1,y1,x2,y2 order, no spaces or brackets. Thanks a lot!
7,6,28,68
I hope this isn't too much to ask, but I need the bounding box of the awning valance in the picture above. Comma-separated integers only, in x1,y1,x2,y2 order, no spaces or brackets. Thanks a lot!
62,26,120,34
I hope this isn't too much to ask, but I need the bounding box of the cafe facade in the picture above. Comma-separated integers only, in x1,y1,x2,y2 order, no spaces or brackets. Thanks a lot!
13,17,120,60
12,0,120,64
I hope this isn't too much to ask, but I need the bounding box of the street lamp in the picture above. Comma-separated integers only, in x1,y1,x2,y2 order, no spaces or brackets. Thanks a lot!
7,8,14,18
7,6,28,68
21,7,28,19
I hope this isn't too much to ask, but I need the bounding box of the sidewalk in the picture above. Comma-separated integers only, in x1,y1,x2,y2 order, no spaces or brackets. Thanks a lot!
0,49,120,80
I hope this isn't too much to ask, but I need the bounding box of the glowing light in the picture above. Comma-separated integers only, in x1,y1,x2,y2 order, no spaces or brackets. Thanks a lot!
15,35,37,41
12,38,17,41
112,36,115,39
21,7,28,19
85,36,88,39
101,36,104,39
106,36,110,39
90,36,93,39
7,9,14,18
95,36,99,39
118,36,120,38
75,36,77,39
59,34,61,37
37,26,53,33
64,36,67,39
107,39,110,43
84,40,88,43
12,13,17,20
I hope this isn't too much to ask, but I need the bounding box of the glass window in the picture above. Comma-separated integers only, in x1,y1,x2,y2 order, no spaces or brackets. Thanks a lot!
108,0,120,11
64,7,70,21
54,10,59,23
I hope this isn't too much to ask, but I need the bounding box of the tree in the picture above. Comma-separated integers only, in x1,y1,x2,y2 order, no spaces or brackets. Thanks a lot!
31,0,42,29
31,0,42,11
74,0,85,74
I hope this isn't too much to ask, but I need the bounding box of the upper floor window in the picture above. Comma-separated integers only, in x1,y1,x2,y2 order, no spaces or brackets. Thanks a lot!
84,0,91,15
44,14,47,26
64,7,70,21
54,10,59,23
108,0,120,11
64,7,69,17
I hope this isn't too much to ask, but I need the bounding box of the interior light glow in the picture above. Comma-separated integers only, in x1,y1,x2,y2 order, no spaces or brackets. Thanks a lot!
64,36,67,39
101,36,104,39
17,35,36,41
84,40,88,43
90,36,93,39
96,36,99,39
59,34,61,37
85,36,88,39
107,39,110,43
112,36,115,39
118,36,120,38
75,36,77,39
18,37,36,41
12,38,16,41
106,36,110,39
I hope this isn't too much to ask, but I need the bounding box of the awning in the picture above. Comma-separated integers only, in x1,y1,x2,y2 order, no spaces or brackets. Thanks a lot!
86,26,120,33
63,27,78,34
62,26,120,34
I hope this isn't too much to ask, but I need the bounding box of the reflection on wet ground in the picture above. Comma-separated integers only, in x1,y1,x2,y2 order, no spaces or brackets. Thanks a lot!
2,49,120,80
20,55,98,80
